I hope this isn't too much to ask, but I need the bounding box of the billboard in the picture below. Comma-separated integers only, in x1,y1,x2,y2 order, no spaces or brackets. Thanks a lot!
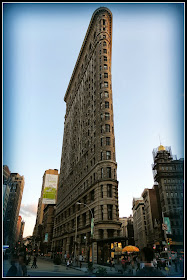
164,217,172,235
42,174,58,204
44,233,48,242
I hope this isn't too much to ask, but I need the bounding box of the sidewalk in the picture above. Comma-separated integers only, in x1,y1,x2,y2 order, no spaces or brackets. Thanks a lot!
40,257,122,276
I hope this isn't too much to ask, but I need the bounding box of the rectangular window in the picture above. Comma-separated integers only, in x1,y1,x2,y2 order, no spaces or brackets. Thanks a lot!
103,49,107,54
107,167,111,178
104,73,108,78
103,41,106,46
101,152,104,160
104,56,107,61
101,138,103,146
107,205,113,220
104,91,109,98
105,124,110,132
105,101,109,108
106,137,110,145
106,151,111,160
103,19,106,25
82,213,86,226
105,112,110,120
101,168,103,178
107,184,112,197
104,82,108,88
90,189,94,201
101,205,104,220
101,185,103,198
104,64,107,69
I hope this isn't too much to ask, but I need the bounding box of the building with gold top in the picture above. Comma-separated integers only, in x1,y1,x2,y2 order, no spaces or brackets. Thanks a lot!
52,7,121,264
152,144,184,251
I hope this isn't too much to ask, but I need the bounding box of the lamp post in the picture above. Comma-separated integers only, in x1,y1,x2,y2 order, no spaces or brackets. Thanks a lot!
162,207,182,251
76,202,94,264
74,213,77,266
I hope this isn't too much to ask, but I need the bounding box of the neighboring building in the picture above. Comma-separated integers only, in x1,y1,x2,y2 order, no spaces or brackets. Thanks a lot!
42,204,56,254
32,169,58,252
132,198,147,249
141,187,162,249
3,185,10,220
152,145,184,252
3,173,24,248
16,216,22,243
19,220,25,245
119,215,134,246
3,165,11,220
52,7,121,264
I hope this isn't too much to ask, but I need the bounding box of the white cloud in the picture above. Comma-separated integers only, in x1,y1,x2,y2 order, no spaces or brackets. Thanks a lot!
20,203,37,217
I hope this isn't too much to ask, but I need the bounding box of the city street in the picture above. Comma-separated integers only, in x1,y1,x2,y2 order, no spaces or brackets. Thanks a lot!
3,256,184,277
3,257,86,277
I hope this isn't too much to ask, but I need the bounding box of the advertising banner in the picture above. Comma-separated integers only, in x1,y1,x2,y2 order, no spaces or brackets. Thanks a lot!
44,233,48,242
164,217,172,234
43,174,58,204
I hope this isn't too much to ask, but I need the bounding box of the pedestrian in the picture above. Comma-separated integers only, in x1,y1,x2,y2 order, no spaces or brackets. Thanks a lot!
66,259,70,269
174,258,178,272
6,255,18,277
136,247,164,277
18,255,28,276
64,252,67,263
79,255,82,268
121,258,126,272
153,257,157,268
109,257,113,271
136,257,140,271
31,255,38,268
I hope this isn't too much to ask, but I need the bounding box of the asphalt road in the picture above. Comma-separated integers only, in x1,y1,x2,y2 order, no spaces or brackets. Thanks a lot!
3,257,86,277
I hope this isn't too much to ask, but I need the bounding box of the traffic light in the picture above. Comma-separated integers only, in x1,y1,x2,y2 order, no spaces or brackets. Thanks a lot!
166,238,172,245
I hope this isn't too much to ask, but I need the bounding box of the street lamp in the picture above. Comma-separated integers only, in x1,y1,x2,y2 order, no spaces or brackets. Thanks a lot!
76,202,94,264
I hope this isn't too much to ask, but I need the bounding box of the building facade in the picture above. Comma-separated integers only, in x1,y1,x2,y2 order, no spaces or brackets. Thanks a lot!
3,165,11,220
119,215,134,246
132,198,147,249
42,204,55,255
152,145,184,252
52,7,121,264
3,173,24,248
141,187,162,249
16,216,22,243
32,169,58,252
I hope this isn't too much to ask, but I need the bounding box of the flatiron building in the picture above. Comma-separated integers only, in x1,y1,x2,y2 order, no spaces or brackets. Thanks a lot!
52,7,121,264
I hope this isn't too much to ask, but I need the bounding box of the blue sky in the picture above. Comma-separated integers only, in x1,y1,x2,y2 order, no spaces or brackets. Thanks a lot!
3,3,184,237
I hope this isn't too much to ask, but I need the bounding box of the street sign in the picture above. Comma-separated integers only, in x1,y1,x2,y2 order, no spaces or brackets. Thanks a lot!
164,217,172,234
